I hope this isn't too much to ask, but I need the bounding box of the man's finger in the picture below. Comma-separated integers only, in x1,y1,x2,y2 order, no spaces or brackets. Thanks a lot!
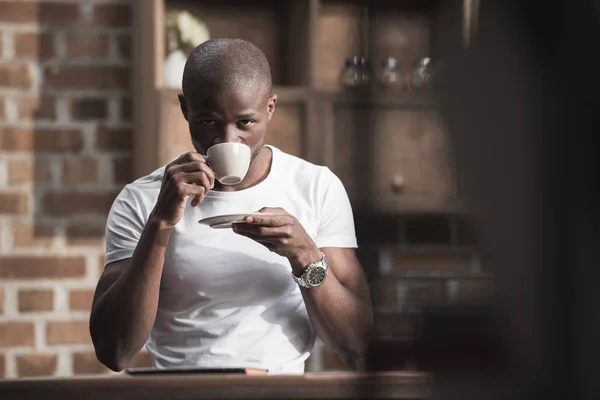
233,229,280,244
183,171,213,192
244,213,289,226
232,223,289,237
182,183,206,207
177,151,208,164
258,207,285,214
198,162,216,188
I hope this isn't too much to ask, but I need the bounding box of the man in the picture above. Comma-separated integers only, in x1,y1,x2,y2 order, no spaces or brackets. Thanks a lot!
90,38,373,375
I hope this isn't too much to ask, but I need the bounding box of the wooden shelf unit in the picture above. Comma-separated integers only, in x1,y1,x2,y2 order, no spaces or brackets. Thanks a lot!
133,0,471,214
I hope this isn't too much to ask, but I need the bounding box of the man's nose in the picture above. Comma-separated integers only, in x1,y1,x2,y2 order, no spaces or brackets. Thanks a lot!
213,127,241,145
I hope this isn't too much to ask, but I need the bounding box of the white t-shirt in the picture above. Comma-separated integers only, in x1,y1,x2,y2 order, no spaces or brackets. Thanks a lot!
104,146,357,375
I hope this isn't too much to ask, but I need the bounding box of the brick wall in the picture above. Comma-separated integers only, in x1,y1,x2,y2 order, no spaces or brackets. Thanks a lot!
0,0,493,379
0,0,146,378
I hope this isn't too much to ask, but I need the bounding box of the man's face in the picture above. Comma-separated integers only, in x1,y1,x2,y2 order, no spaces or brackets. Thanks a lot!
179,83,277,160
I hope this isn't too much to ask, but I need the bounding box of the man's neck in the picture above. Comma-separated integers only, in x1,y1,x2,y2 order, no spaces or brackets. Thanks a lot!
213,146,272,192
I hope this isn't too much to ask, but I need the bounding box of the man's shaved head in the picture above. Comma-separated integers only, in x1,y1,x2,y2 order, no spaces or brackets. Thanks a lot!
182,38,272,98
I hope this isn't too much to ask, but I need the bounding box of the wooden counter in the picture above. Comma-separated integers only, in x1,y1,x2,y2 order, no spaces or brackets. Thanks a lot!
0,371,432,400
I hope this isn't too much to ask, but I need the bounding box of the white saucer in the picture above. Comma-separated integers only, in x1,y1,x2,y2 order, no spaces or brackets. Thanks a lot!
198,214,252,229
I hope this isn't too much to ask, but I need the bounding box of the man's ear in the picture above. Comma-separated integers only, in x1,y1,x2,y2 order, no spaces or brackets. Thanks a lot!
178,93,188,121
267,94,277,123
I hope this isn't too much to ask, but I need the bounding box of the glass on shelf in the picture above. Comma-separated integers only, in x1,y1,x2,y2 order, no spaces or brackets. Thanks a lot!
378,57,405,90
358,57,373,87
409,57,433,91
340,56,361,89
340,56,372,90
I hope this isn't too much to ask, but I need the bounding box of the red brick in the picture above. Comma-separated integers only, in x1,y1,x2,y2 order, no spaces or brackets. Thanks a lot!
0,2,80,26
67,33,109,59
72,352,110,375
0,322,35,347
391,250,472,272
18,289,54,313
113,157,132,184
62,158,99,184
71,97,107,120
14,32,55,60
0,127,83,152
12,222,54,248
0,127,33,151
69,289,95,312
0,256,86,280
0,65,32,88
8,159,52,184
35,128,84,153
116,34,131,59
322,346,354,371
93,3,131,27
0,192,29,215
16,354,57,377
44,66,130,90
46,321,91,345
98,255,106,276
120,97,132,121
96,127,132,151
66,221,105,247
42,191,118,216
18,96,56,120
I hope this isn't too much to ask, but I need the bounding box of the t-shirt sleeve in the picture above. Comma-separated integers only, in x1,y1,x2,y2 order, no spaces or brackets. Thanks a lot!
104,186,147,267
315,168,358,249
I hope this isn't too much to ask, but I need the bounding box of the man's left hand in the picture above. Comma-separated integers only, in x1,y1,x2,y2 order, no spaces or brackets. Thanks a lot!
232,207,321,275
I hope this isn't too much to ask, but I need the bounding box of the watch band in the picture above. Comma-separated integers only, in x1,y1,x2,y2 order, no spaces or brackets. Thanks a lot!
292,252,328,288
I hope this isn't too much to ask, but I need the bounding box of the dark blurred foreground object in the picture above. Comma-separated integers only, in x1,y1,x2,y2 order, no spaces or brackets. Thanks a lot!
432,0,600,399
366,0,600,399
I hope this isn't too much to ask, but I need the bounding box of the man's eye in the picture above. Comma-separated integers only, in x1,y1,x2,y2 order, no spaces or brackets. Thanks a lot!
239,120,254,126
200,120,215,126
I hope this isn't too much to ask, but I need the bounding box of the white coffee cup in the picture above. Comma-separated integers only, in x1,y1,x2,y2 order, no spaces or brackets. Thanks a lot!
205,142,252,186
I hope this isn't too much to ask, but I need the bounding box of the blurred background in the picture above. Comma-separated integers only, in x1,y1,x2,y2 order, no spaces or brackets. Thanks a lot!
0,0,493,381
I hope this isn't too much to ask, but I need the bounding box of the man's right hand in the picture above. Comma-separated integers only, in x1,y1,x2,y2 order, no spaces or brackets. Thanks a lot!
151,152,216,227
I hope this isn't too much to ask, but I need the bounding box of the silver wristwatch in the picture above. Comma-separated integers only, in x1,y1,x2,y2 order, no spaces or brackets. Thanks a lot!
292,252,328,288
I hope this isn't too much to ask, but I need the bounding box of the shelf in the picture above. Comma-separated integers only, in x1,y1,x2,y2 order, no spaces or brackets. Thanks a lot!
134,0,467,213
326,90,437,109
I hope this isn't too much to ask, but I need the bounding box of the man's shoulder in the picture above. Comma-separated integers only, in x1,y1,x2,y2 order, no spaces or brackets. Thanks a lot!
273,147,335,183
116,165,165,205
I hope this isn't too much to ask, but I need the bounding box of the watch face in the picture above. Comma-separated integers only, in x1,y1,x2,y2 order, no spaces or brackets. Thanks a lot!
307,266,326,287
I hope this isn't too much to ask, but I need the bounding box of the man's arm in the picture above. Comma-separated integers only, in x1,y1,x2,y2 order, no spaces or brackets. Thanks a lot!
90,152,214,371
233,209,373,364
90,219,173,371
295,247,373,364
